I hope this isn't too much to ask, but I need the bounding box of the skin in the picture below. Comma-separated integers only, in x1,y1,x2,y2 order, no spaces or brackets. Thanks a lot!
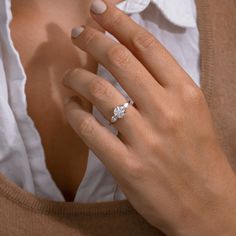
63,0,236,235
10,0,121,201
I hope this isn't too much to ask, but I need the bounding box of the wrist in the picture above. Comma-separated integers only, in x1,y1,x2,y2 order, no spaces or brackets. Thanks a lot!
172,159,236,236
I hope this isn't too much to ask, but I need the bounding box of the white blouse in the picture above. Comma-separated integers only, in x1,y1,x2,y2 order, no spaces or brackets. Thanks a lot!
0,0,200,202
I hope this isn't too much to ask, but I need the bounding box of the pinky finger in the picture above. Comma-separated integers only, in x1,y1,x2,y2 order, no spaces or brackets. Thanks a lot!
63,96,130,175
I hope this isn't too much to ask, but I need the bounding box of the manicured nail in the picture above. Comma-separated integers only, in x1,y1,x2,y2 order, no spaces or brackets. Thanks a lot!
90,0,107,14
71,26,85,39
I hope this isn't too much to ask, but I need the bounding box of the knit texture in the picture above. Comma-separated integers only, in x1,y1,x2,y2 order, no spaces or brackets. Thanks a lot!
0,0,236,235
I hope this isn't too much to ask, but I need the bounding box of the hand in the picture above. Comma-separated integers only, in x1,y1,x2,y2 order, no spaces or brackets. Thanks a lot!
62,0,236,235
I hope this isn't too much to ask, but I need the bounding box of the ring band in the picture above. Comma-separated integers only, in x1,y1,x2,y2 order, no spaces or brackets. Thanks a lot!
110,100,134,124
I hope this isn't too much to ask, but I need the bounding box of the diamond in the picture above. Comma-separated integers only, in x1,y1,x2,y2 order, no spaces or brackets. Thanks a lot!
113,104,126,118
111,115,118,123
110,101,132,124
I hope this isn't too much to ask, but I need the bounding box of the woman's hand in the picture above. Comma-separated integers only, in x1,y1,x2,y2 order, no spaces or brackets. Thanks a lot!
62,0,236,235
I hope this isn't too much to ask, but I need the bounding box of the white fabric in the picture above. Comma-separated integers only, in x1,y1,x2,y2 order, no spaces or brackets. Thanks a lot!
0,0,200,202
117,0,197,27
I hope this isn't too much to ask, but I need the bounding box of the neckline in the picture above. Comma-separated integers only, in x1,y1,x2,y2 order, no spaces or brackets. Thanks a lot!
0,0,213,216
0,171,135,216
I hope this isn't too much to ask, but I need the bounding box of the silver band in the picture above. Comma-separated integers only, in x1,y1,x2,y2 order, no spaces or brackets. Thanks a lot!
110,100,134,124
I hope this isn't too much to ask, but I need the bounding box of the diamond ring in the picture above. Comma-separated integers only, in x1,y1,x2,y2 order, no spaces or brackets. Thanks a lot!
110,100,134,124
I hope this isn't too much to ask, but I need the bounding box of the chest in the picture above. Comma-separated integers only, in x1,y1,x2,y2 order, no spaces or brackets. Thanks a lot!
10,0,96,201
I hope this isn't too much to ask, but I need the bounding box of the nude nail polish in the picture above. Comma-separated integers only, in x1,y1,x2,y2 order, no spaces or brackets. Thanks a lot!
90,0,107,14
71,26,85,39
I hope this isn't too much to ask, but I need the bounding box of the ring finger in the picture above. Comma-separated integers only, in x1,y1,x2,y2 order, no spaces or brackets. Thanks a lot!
63,68,143,144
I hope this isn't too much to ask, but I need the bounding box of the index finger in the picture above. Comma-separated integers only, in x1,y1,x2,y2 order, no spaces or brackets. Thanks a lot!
90,0,191,87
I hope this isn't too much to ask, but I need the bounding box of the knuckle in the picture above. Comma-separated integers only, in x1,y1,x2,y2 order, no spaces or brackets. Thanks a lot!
121,71,142,88
107,45,131,68
106,11,123,28
83,29,97,47
148,137,161,153
78,115,95,137
132,31,156,50
125,159,143,179
65,68,87,87
89,79,114,101
129,68,147,87
182,84,204,105
163,110,182,132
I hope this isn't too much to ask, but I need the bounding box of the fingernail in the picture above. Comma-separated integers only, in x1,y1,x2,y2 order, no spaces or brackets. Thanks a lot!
64,96,72,105
90,0,107,14
71,26,85,39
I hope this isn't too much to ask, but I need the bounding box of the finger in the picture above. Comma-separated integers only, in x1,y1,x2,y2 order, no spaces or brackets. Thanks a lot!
71,25,164,111
89,0,191,87
64,96,130,174
85,16,104,33
63,68,142,145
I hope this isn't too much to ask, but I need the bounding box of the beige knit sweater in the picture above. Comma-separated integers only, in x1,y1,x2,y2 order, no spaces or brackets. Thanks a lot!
0,0,236,235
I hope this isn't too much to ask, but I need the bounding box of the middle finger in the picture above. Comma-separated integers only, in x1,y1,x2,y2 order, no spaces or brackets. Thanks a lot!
71,25,165,111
